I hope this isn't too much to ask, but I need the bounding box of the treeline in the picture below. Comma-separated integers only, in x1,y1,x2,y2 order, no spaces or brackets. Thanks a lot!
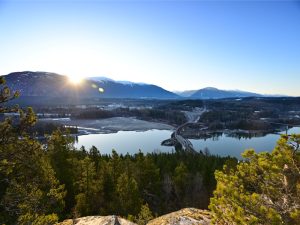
57,143,232,217
199,110,300,131
199,110,274,131
158,100,204,111
203,97,300,121
28,121,78,136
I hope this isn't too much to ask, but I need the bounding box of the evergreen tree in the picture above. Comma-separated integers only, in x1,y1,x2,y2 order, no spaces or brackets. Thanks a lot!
73,156,104,216
116,172,142,216
90,145,100,171
173,162,188,195
97,160,116,215
0,78,65,224
47,130,76,217
136,203,154,225
209,135,300,225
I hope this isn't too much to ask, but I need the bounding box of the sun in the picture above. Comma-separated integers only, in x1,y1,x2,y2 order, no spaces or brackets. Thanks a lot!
68,75,83,85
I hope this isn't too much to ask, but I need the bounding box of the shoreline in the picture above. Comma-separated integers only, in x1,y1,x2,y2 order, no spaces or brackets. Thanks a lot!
39,117,295,138
39,117,175,135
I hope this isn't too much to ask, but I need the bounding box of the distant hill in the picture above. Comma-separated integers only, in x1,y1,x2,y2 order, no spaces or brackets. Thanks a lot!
174,90,198,97
179,87,263,99
2,71,179,99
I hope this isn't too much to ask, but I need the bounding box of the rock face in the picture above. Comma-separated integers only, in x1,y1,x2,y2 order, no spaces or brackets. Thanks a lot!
57,208,211,225
57,215,136,225
148,208,211,225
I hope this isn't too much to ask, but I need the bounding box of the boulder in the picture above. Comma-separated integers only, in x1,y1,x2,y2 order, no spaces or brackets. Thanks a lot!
147,208,211,225
57,215,136,225
57,208,211,225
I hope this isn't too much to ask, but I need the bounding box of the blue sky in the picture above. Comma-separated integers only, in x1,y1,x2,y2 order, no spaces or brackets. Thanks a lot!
0,0,300,96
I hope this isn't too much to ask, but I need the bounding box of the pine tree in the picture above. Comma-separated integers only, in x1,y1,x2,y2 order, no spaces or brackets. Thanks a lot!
136,203,154,225
0,77,65,224
74,156,101,216
47,130,76,216
116,172,142,216
209,135,300,225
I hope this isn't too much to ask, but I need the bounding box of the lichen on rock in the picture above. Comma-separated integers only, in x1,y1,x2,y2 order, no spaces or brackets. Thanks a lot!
57,208,211,225
147,208,211,225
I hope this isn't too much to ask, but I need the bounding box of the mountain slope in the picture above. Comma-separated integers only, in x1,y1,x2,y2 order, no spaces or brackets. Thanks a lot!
2,71,179,99
190,87,262,99
3,71,82,97
174,90,198,97
87,78,178,99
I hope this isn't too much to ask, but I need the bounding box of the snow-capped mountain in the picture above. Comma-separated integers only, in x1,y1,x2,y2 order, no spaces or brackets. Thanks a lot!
2,71,179,99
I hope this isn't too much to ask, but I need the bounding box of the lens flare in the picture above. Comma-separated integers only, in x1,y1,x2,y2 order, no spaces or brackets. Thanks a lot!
68,75,83,85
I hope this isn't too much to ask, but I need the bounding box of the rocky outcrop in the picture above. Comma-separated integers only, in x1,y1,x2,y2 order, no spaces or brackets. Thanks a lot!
148,208,211,225
57,215,136,225
57,208,211,225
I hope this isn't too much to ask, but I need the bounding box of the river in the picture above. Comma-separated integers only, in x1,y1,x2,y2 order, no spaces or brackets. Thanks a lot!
75,127,300,158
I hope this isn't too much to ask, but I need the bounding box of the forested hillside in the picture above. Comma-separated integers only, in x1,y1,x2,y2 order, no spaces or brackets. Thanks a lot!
0,126,231,224
0,77,232,224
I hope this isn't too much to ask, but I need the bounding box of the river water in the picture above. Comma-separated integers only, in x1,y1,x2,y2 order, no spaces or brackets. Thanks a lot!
75,127,300,158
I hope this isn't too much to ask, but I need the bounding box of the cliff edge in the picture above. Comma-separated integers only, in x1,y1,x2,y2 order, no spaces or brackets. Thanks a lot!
57,208,211,225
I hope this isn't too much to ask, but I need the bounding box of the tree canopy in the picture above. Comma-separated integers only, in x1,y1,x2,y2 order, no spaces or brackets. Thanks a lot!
210,134,300,225
0,78,66,224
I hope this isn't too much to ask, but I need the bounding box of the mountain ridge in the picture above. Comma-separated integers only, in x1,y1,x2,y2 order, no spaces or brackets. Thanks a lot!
2,71,179,99
189,87,262,99
1,71,286,100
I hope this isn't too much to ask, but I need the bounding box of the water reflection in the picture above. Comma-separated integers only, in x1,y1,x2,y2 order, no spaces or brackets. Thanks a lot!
190,127,300,159
75,127,300,159
75,130,174,155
